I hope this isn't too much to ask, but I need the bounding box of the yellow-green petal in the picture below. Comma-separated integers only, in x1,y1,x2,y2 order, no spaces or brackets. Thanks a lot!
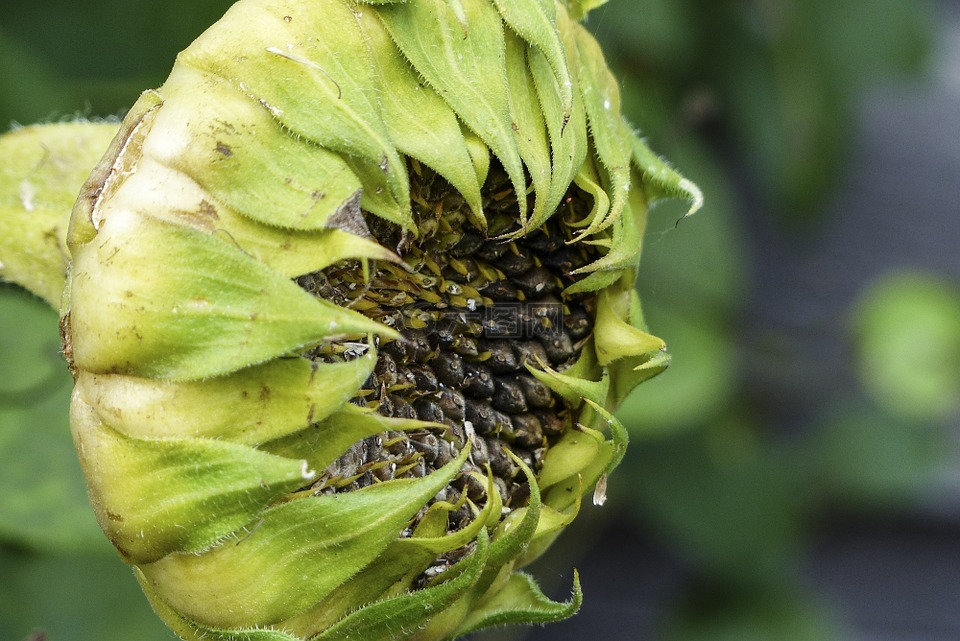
357,10,485,226
67,210,395,380
376,0,528,222
139,447,469,628
311,531,489,641
491,0,572,116
70,392,316,563
259,403,440,475
148,65,363,232
178,0,412,227
75,353,375,445
504,29,554,230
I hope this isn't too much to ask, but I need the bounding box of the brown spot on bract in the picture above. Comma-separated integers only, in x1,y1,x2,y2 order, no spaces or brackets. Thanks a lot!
215,141,233,157
197,200,220,222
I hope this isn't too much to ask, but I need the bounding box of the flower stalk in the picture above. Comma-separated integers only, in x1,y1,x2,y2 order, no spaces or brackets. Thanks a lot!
1,0,700,639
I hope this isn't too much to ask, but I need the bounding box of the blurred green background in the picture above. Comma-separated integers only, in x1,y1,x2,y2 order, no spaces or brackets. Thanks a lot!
2,1,959,640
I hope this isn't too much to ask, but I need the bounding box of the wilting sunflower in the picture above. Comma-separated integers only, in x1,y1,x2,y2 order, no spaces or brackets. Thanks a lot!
0,0,700,639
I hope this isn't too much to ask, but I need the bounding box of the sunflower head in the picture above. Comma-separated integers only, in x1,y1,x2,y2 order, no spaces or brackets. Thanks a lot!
58,1,700,639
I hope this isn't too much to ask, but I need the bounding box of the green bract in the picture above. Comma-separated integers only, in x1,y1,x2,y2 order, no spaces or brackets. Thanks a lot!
1,1,700,640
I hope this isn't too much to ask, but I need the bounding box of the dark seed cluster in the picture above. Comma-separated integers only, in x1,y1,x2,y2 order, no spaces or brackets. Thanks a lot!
297,161,599,536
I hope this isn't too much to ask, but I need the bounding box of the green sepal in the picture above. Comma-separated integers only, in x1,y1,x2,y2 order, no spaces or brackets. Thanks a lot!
593,288,666,367
67,91,162,247
526,359,608,408
279,506,455,639
527,8,587,230
70,392,316,564
517,486,582,568
485,452,541,568
543,402,628,512
571,201,644,275
537,424,606,489
310,530,489,641
150,64,363,232
0,122,117,306
470,452,542,599
564,0,609,21
562,268,621,296
178,0,412,228
356,10,485,227
138,446,470,628
609,349,671,408
76,353,375,445
183,627,302,641
395,472,496,554
462,129,491,193
242,228,397,280
90,86,384,277
566,157,609,233
173,187,396,281
68,210,396,381
607,289,671,405
455,570,582,637
631,132,703,218
260,403,441,477
572,22,632,237
503,29,553,230
377,0,528,222
582,398,629,477
491,0,572,117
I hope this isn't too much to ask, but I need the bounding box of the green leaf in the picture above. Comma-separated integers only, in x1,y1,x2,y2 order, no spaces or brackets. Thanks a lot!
71,393,316,564
456,570,581,636
68,210,395,381
0,122,117,306
138,447,469,628
76,353,376,445
376,0,528,221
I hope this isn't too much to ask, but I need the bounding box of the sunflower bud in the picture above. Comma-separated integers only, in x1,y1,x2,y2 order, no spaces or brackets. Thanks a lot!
56,1,700,639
